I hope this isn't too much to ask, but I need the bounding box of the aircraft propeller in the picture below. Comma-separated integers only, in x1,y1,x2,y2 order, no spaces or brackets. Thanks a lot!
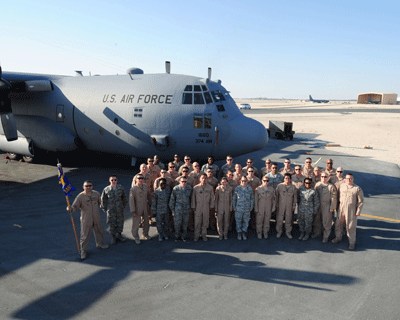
0,66,18,141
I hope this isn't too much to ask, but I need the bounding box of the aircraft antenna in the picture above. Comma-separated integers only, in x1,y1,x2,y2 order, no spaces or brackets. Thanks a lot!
208,67,212,80
165,61,171,74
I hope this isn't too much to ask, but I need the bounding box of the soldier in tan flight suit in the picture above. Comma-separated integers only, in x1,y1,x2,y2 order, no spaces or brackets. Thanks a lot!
311,166,321,188
275,174,297,239
154,169,174,190
313,173,337,243
67,181,109,260
179,156,194,174
226,170,237,231
279,158,295,175
242,158,259,177
191,174,215,241
233,164,245,184
260,159,272,177
205,168,219,230
324,159,336,180
332,173,364,250
292,165,306,190
214,178,233,240
129,174,150,244
254,176,276,239
302,157,314,178
167,162,179,183
188,162,204,187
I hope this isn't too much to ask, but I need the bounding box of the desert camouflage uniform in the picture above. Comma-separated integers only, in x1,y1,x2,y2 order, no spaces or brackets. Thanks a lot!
101,185,128,236
297,186,320,234
151,187,172,236
266,172,284,189
169,184,192,239
233,185,254,233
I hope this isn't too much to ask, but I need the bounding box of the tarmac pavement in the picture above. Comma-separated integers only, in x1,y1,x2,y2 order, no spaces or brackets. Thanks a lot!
0,130,399,320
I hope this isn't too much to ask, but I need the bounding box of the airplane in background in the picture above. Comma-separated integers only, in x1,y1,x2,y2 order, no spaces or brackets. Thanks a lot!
0,62,268,165
309,95,329,103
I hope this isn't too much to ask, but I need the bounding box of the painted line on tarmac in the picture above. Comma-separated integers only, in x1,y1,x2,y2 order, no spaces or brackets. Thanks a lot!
361,214,400,223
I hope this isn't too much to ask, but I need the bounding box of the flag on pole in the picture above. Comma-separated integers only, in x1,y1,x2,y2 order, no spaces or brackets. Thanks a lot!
57,163,75,196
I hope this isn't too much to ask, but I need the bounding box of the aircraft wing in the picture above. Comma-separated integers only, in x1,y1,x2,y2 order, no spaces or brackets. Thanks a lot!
0,70,61,141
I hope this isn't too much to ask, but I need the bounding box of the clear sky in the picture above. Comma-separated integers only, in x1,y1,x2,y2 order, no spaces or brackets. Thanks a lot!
2,0,399,99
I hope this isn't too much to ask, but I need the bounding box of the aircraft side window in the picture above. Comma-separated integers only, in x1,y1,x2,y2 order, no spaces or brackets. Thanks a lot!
194,93,204,104
211,90,225,102
184,85,192,91
204,91,213,104
204,113,212,129
194,85,201,92
182,93,192,104
194,114,203,129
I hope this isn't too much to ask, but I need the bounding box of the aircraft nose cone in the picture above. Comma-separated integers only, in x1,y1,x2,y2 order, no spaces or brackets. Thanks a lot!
228,115,268,154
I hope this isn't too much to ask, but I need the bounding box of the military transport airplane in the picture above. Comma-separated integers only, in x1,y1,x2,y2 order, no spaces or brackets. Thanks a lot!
0,62,268,164
309,95,329,103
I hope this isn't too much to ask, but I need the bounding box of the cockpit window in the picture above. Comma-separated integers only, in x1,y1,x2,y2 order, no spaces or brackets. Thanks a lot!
194,85,201,92
211,90,225,102
204,113,212,129
182,93,192,104
184,85,192,91
194,113,203,129
194,93,204,104
201,85,208,91
204,91,213,104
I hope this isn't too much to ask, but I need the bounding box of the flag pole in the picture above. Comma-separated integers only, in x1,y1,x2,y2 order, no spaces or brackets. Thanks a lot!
57,160,80,254
66,196,81,254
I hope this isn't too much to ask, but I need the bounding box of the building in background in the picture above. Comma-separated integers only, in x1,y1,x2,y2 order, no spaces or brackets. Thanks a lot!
357,93,398,105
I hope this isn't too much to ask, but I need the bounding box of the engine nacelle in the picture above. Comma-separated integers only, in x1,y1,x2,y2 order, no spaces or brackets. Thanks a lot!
0,135,34,156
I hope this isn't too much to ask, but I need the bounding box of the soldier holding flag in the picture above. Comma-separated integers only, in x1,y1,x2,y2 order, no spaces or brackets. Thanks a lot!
67,180,109,260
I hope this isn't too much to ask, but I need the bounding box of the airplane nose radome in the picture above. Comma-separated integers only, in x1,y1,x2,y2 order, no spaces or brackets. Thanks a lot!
229,116,268,154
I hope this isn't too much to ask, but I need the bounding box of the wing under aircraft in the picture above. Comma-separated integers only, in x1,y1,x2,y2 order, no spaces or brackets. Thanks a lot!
0,62,268,164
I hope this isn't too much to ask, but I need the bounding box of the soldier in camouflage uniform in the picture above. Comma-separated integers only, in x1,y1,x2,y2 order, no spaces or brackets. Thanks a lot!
232,177,254,240
151,178,172,241
297,178,320,241
101,175,128,245
169,178,192,242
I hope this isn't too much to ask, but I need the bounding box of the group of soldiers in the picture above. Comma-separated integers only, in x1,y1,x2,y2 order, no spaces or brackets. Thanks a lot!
67,154,364,260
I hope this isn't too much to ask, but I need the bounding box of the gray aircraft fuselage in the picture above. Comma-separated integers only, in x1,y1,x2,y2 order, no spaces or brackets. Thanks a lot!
0,69,268,161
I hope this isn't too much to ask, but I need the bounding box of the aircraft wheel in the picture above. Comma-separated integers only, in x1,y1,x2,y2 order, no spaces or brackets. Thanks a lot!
7,152,19,160
23,155,34,163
